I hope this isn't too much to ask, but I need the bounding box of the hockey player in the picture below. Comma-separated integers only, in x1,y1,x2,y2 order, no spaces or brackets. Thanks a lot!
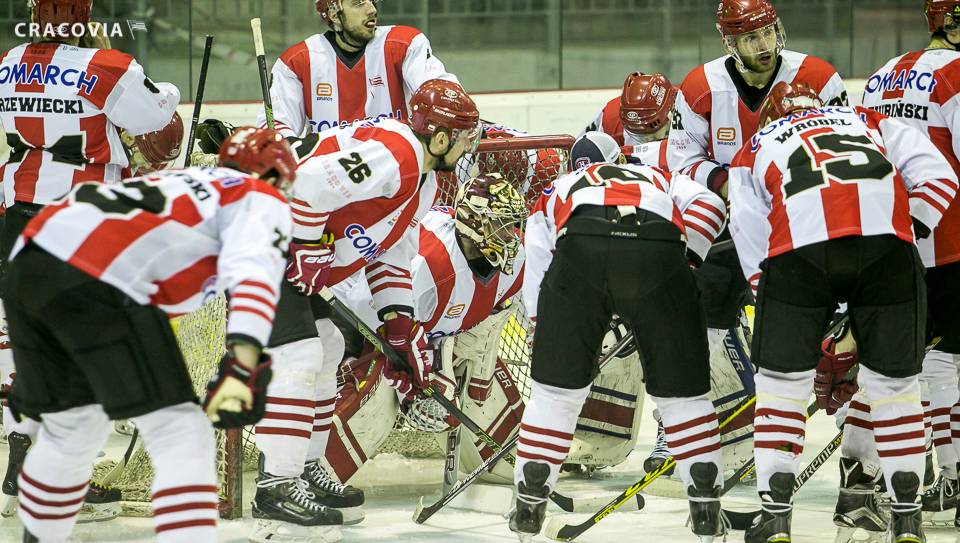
257,0,458,137
728,82,958,543
842,0,960,531
0,0,181,524
511,131,727,542
3,127,295,543
250,79,479,542
581,71,677,169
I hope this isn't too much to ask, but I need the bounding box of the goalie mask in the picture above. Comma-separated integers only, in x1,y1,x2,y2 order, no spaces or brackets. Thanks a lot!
454,173,526,276
716,0,785,73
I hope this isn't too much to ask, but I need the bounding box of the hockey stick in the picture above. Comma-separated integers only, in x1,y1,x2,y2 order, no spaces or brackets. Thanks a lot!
543,394,757,542
250,18,274,129
183,35,213,167
317,286,581,512
413,330,636,524
98,427,139,486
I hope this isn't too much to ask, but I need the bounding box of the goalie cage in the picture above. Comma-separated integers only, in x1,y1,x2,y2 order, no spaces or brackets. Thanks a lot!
96,133,575,519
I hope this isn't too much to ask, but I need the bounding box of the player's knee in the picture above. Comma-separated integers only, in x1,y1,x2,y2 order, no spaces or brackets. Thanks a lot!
316,319,345,375
134,402,215,455
755,367,815,399
271,336,326,373
920,350,959,388
40,405,110,456
530,380,590,410
858,365,920,400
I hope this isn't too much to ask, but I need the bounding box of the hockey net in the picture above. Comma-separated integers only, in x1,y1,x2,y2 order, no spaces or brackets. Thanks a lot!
97,134,574,518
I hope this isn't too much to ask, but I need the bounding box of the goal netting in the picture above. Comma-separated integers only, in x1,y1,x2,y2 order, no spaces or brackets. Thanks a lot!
97,134,574,518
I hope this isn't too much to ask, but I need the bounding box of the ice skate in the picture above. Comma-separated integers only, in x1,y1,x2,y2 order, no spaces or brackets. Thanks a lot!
923,449,934,488
250,472,343,543
745,472,794,543
833,458,887,532
77,481,122,523
301,460,365,524
509,462,550,543
2,431,31,517
643,419,675,477
920,469,957,527
889,471,925,543
686,462,724,541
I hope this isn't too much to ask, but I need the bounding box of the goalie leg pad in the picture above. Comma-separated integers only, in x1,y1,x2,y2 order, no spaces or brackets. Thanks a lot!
307,319,346,462
132,402,218,543
5,249,194,420
17,404,110,542
256,338,323,477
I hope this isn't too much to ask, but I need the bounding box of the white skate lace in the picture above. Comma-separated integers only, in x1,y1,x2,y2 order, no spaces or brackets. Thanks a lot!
306,462,347,495
923,474,957,505
650,422,670,459
258,475,322,511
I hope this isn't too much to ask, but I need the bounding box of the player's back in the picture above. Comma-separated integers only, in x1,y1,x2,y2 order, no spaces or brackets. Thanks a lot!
862,48,960,267
0,42,176,205
18,167,289,314
738,106,914,256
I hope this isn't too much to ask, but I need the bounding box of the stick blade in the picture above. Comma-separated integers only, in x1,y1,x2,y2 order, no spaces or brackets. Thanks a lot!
412,495,431,524
543,514,589,542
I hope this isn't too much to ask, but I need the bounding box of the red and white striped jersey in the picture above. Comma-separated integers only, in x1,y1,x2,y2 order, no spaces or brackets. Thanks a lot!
289,118,436,318
11,167,292,346
259,27,457,138
668,50,847,190
728,106,958,295
582,96,656,148
622,140,670,170
0,42,180,206
523,163,726,319
861,49,960,268
334,208,524,340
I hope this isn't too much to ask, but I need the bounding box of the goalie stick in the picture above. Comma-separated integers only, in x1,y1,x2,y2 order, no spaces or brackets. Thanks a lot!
183,35,213,167
316,286,581,512
98,427,140,486
413,329,638,524
250,18,274,129
543,394,758,542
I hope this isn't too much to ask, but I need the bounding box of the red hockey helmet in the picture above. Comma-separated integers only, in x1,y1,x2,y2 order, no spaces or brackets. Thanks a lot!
925,0,960,32
620,72,678,136
316,0,340,28
409,79,480,149
30,0,92,27
218,127,298,190
757,82,824,130
134,112,184,166
716,0,778,36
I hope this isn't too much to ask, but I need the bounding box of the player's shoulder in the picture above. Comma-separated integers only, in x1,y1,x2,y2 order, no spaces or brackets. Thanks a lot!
679,57,729,111
186,166,288,206
0,43,29,64
378,25,425,47
280,34,328,65
85,47,136,74
783,50,842,88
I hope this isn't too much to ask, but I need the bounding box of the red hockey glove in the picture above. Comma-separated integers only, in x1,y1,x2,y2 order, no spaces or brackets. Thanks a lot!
380,314,432,401
203,349,273,429
285,234,336,296
814,336,858,416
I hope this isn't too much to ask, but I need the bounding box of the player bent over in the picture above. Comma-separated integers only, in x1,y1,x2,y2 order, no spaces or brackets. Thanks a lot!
249,79,479,542
511,132,728,542
3,128,295,542
729,83,958,543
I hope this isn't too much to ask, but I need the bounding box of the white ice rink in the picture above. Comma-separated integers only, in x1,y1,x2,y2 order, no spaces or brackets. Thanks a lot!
1,398,957,543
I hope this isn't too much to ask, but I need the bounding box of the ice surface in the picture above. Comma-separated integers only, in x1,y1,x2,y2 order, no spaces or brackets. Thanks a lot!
1,400,956,542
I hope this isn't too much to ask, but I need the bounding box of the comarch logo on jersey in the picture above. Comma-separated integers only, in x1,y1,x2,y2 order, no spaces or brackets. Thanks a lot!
865,68,938,94
344,224,386,262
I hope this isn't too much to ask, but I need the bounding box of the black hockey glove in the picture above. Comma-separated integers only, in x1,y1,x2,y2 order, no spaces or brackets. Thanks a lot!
196,119,237,154
203,351,272,429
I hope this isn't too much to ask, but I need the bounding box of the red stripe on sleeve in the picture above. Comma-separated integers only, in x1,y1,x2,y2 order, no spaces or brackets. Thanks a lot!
82,49,134,109
149,255,218,307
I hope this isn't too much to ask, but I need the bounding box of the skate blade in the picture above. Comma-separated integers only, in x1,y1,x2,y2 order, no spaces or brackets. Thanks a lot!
337,505,364,525
249,519,342,543
77,502,121,523
0,495,16,518
921,508,955,527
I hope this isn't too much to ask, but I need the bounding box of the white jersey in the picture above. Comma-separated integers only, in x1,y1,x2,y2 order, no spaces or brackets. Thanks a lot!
728,106,957,295
259,27,457,137
623,140,670,170
523,163,726,319
668,50,847,190
13,167,291,346
290,118,436,318
334,208,524,340
861,48,960,268
0,42,180,206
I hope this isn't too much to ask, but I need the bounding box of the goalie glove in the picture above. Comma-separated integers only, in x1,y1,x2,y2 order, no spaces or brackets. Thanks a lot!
196,119,237,154
814,331,858,416
285,234,336,296
380,314,432,401
203,349,273,429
